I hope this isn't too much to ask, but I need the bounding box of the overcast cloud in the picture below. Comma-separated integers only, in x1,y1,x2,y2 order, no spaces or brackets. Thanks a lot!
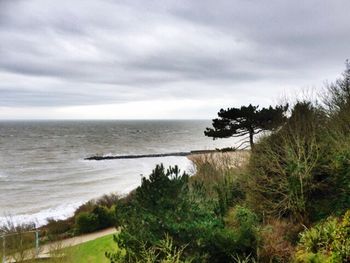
0,0,349,119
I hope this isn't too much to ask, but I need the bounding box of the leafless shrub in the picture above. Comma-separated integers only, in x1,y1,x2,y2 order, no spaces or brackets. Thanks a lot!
258,219,301,262
247,102,324,222
0,217,41,262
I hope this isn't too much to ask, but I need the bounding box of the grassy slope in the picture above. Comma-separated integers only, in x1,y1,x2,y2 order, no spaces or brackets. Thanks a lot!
65,234,118,263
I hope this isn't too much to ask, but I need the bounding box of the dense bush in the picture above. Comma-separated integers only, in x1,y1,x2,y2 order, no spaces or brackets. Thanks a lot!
40,193,119,239
247,102,325,221
246,99,350,223
204,206,258,262
75,205,115,234
258,219,300,262
92,205,116,229
225,206,258,250
45,218,74,238
107,164,258,262
107,235,192,263
109,165,215,261
189,152,247,217
73,193,119,217
75,212,98,233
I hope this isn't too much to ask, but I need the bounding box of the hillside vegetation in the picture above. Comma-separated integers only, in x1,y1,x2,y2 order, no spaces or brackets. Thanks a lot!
103,65,350,262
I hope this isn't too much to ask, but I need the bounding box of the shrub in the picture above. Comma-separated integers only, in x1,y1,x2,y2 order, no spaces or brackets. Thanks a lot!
75,212,99,234
107,235,193,263
95,194,120,207
258,219,299,262
109,164,243,262
246,101,336,222
189,152,247,217
45,218,73,237
41,193,119,238
295,210,350,262
203,206,258,263
73,193,119,217
213,175,245,218
225,206,258,254
0,219,38,262
203,228,241,262
333,210,350,259
92,205,116,230
323,61,350,134
75,205,116,234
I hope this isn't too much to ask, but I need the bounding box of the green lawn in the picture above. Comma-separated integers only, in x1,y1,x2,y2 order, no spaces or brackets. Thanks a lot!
65,234,119,263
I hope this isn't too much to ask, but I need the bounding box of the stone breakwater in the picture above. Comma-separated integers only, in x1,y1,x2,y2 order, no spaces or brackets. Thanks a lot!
85,150,219,160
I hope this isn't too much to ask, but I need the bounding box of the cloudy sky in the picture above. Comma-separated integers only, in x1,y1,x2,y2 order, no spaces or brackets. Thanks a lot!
0,0,349,119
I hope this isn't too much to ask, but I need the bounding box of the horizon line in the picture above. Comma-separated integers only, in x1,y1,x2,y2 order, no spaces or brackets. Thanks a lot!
0,118,212,121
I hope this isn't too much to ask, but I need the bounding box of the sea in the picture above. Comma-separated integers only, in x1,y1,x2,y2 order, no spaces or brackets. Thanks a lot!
0,120,237,226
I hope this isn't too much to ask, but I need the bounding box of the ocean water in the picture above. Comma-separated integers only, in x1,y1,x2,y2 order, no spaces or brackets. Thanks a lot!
0,120,236,226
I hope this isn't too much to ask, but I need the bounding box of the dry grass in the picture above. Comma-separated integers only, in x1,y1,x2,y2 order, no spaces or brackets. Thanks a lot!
188,151,250,213
188,150,249,180
258,219,301,262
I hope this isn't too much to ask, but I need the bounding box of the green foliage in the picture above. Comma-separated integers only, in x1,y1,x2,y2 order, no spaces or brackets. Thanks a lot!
317,139,346,221
75,212,99,234
298,219,337,254
75,206,115,234
232,254,257,263
189,152,246,218
107,164,258,262
39,193,119,239
331,210,350,260
109,164,218,261
295,210,350,262
92,205,116,229
214,177,244,217
226,206,258,253
204,206,258,263
107,235,192,263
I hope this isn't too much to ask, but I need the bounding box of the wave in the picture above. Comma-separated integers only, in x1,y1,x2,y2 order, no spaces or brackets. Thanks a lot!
0,156,194,228
0,202,82,228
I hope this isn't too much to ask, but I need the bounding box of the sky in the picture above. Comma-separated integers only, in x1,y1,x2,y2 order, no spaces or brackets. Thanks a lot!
0,0,349,119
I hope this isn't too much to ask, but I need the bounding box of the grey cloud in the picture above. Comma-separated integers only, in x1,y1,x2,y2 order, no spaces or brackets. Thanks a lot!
127,55,262,82
171,1,350,63
0,0,349,109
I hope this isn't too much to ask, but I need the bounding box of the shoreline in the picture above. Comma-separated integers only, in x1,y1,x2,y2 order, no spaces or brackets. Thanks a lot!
1,150,244,228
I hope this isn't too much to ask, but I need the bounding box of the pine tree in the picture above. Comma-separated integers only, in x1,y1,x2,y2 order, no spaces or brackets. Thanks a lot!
205,104,288,149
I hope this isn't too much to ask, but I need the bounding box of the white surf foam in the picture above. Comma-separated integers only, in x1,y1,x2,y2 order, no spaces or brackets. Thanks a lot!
0,202,82,227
